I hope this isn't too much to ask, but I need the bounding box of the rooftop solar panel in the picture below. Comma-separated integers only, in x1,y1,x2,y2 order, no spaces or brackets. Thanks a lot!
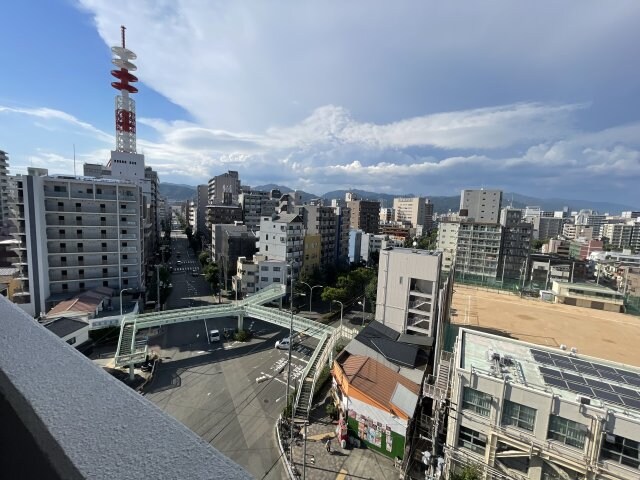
592,389,623,405
560,372,583,383
585,378,613,391
539,366,560,378
570,358,593,369
595,364,618,374
543,374,568,389
621,397,640,410
535,356,556,367
624,376,640,388
598,370,626,383
611,385,640,399
566,382,594,396
574,364,600,376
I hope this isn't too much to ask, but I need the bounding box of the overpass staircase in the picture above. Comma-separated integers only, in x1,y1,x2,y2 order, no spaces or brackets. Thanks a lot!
293,333,330,424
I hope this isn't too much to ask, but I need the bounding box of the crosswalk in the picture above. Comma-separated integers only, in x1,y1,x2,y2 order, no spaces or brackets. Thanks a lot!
173,259,199,272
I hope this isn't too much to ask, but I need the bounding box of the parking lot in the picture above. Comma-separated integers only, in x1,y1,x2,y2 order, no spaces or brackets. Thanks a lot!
145,316,317,479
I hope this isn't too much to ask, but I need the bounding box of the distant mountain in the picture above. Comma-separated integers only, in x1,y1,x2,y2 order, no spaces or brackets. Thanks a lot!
321,189,413,208
504,193,634,215
159,183,196,202
251,184,318,203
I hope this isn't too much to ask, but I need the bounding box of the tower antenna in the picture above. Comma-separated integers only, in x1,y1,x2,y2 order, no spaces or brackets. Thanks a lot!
121,25,126,48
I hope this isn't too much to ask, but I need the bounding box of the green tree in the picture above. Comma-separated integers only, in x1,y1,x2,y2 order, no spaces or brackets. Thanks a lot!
365,276,377,313
203,263,219,290
198,251,211,267
450,465,481,480
532,239,545,251
321,286,349,304
184,225,193,239
158,266,170,284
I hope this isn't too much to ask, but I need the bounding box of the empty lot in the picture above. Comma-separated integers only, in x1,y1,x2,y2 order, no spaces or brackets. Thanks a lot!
451,285,640,367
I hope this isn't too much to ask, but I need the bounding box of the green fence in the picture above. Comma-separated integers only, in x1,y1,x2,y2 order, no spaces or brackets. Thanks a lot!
625,295,640,316
453,271,525,294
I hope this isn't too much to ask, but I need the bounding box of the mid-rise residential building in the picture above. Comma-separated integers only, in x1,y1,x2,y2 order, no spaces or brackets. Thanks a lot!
296,205,337,267
445,328,640,480
0,150,10,233
347,198,380,234
375,247,442,337
195,184,208,239
459,189,502,224
258,213,304,276
602,223,639,251
332,203,351,266
238,190,279,232
534,216,564,241
575,210,608,238
300,234,321,278
544,237,571,257
379,207,394,223
621,211,640,219
233,253,288,296
436,217,461,272
9,171,143,317
562,223,594,240
393,197,433,230
523,205,542,218
206,203,243,234
529,254,587,286
455,222,502,280
348,229,363,264
207,170,240,205
498,208,532,280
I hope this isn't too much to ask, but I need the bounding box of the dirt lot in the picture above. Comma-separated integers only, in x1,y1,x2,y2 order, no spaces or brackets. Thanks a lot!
451,284,640,367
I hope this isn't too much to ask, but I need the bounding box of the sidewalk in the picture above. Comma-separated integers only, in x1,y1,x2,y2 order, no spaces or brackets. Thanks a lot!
288,401,400,480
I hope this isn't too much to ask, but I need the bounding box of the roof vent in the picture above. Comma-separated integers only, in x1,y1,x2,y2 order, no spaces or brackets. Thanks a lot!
570,347,578,355
560,344,567,351
576,395,591,406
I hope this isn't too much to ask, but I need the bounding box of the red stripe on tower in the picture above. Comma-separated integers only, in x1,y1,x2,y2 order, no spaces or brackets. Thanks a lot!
110,26,138,153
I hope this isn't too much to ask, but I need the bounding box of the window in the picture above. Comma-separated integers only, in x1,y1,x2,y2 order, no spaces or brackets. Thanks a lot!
265,245,268,251
123,254,128,260
79,282,85,289
273,277,281,283
265,234,269,240
547,415,587,449
502,400,536,431
462,387,492,417
601,433,640,469
121,217,126,222
78,256,84,263
103,281,109,287
261,266,269,271
273,266,281,272
121,204,127,209
62,284,68,291
123,279,129,286
97,188,102,194
122,229,127,234
123,267,128,273
458,426,486,455
61,270,67,277
122,242,127,247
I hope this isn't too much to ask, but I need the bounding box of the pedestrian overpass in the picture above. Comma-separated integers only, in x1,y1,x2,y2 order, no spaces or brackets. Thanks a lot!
113,284,354,425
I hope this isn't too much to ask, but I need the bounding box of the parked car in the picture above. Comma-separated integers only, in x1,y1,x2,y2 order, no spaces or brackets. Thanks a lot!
209,329,221,342
191,269,199,277
176,260,182,266
275,337,291,350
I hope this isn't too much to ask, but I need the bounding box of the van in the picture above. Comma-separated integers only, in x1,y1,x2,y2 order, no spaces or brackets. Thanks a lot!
209,329,220,342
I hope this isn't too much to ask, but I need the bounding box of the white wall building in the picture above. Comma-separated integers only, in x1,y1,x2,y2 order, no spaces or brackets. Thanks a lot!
375,247,442,337
258,213,304,276
445,328,640,480
460,189,502,224
437,221,460,272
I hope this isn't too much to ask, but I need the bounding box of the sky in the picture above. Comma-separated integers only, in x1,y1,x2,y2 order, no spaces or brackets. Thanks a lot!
1,1,640,205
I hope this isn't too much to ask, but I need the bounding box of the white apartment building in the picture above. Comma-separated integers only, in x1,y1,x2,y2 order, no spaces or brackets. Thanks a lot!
393,197,433,229
602,223,640,251
375,247,442,337
446,329,640,480
234,254,288,297
195,184,208,238
437,220,460,272
238,191,278,232
0,150,10,232
460,189,502,224
563,223,595,241
258,213,304,276
456,222,502,279
10,171,143,317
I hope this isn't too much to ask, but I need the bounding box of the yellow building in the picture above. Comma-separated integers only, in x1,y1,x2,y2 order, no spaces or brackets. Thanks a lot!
301,234,321,277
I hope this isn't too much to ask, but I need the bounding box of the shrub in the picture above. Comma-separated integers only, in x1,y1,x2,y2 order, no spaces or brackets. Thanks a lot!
234,329,249,342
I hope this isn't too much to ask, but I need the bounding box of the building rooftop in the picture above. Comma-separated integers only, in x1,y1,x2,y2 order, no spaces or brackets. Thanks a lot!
555,281,622,294
336,353,420,417
381,246,441,257
451,284,640,366
354,321,423,368
460,329,640,420
43,317,89,338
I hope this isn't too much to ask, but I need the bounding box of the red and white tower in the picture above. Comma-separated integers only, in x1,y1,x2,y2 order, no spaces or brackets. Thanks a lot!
111,26,138,153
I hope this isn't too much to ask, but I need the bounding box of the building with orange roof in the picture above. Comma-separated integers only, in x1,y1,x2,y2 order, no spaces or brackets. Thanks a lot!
332,351,420,459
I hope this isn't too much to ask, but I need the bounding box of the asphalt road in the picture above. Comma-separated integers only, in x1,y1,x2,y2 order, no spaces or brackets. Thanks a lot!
147,231,316,478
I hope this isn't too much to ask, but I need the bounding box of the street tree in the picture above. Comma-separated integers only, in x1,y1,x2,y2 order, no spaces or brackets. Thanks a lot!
198,251,210,267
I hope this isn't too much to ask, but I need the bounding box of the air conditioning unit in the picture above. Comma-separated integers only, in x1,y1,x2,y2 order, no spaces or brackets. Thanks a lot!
576,395,591,405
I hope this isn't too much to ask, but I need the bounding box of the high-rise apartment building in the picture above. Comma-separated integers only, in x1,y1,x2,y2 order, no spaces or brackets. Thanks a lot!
375,247,442,337
195,184,208,239
9,171,143,317
437,220,460,271
238,190,279,232
296,205,337,267
499,207,532,280
332,203,351,266
602,223,639,251
393,197,434,231
347,197,380,234
208,170,240,205
455,221,502,279
534,216,564,241
459,189,502,224
0,150,10,233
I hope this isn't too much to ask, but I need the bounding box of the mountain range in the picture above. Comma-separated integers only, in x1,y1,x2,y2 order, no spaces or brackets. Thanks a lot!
160,182,634,214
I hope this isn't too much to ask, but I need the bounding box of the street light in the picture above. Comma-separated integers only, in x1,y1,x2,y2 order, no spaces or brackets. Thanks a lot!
332,300,344,330
299,281,323,314
358,295,366,326
119,288,133,317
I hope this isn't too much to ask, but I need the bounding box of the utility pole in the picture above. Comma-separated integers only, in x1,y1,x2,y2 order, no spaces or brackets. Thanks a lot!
287,266,296,465
155,265,161,311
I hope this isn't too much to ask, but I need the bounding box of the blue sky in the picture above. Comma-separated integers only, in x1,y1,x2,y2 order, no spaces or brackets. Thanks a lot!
1,1,639,205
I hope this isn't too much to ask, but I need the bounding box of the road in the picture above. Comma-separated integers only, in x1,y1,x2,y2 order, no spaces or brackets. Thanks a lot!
146,230,315,478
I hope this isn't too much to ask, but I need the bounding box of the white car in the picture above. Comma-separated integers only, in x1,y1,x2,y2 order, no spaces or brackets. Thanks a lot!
275,337,291,350
209,329,220,342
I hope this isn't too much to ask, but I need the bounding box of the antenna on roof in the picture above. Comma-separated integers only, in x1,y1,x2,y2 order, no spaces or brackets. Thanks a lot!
121,25,126,48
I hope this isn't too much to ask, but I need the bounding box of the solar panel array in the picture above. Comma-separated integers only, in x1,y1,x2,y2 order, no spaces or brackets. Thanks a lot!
530,349,640,411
